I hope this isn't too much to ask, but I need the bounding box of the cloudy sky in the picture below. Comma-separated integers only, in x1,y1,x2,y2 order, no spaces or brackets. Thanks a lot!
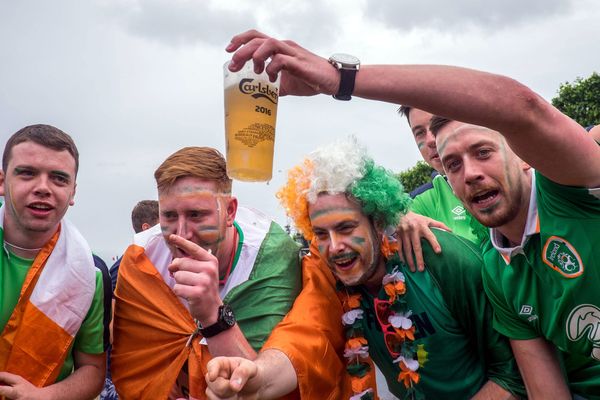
1,0,599,263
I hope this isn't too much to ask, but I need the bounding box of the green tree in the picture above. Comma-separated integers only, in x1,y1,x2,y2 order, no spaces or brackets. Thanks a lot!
396,161,435,193
551,72,600,127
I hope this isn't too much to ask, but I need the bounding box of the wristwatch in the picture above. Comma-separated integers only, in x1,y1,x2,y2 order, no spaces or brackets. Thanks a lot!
328,53,360,101
200,303,236,338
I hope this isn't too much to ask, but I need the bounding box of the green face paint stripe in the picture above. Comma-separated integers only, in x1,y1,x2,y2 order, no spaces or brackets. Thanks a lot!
196,225,219,232
417,142,425,150
309,206,357,220
13,167,28,175
351,236,366,245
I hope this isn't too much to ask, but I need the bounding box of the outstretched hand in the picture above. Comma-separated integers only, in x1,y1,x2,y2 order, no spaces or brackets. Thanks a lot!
396,211,450,272
226,29,340,97
205,357,261,400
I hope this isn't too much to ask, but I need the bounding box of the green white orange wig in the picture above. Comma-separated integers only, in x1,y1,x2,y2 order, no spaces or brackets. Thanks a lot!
277,136,411,241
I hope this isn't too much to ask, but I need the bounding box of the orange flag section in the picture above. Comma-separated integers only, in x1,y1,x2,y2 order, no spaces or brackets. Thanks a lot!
112,244,212,399
262,244,378,400
0,229,72,387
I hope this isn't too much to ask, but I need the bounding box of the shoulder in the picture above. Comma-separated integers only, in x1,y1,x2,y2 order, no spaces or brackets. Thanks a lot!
423,229,484,285
237,206,298,250
410,181,434,198
535,170,600,214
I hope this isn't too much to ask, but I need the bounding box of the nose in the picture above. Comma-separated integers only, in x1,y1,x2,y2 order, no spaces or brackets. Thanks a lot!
33,175,51,197
425,130,437,148
463,157,484,185
176,217,192,240
328,232,346,253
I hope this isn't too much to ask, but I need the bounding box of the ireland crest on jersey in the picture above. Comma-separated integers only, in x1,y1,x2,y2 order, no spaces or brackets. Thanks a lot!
542,236,583,278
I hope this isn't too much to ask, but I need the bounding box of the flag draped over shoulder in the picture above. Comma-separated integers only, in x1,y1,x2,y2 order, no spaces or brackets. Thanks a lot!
0,205,96,386
112,207,301,399
111,238,208,400
262,243,379,400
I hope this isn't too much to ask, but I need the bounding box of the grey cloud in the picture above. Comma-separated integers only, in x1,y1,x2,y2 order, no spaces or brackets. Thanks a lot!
103,0,257,47
263,4,342,49
364,0,574,33
103,0,341,50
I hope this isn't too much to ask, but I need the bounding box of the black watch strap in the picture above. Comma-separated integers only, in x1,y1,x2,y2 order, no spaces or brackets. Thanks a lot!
334,69,357,101
199,304,236,338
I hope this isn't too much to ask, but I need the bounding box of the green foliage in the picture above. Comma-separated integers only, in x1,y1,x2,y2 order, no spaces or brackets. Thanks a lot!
396,161,435,193
551,72,600,127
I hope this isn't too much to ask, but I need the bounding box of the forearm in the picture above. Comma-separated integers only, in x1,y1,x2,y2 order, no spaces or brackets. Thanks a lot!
471,380,519,400
353,64,600,185
206,324,257,359
354,64,541,135
510,339,571,399
42,360,105,400
254,349,298,399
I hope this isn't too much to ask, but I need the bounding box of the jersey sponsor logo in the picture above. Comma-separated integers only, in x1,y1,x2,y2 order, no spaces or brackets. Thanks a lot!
542,236,584,278
519,305,533,315
451,205,466,220
566,304,600,361
519,304,538,322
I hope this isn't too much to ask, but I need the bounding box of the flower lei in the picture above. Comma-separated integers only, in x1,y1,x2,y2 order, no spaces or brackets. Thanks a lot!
340,235,427,400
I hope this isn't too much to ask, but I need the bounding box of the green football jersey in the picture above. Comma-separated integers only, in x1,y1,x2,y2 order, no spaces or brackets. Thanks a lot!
482,172,600,398
410,175,484,244
356,230,524,399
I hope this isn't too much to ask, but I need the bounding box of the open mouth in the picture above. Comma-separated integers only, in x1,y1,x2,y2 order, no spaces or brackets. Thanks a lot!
471,190,499,208
330,252,359,270
27,203,53,216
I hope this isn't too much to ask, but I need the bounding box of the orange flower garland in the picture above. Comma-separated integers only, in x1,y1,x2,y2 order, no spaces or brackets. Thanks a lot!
340,237,426,400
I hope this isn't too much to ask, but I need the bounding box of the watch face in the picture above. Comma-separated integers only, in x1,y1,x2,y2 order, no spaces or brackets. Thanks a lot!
330,53,360,68
221,304,236,326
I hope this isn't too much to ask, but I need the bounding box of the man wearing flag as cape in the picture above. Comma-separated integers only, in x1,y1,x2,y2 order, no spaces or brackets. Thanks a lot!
0,125,106,400
111,146,301,399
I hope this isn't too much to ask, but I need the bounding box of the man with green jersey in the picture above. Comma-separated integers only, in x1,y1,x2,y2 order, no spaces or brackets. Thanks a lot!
205,137,524,400
429,115,600,398
0,125,106,400
223,29,600,398
398,106,483,244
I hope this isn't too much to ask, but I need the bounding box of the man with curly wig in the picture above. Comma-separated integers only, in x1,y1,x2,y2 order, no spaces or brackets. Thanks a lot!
205,137,524,400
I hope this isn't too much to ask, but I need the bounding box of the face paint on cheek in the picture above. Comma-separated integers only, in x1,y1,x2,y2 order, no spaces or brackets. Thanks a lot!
160,225,174,234
417,141,425,150
195,225,224,247
317,244,326,255
351,236,365,246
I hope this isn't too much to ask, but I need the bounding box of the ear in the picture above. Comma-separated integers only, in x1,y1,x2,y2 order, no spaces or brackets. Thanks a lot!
521,160,531,171
225,196,238,227
0,169,4,196
141,222,151,231
69,183,77,206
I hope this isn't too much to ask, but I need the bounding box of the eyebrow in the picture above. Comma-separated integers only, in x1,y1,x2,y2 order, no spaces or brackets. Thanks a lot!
50,170,72,180
312,218,358,232
13,166,72,180
411,123,427,134
440,138,497,163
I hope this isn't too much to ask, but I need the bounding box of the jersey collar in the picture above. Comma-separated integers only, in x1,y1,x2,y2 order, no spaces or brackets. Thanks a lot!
490,172,540,265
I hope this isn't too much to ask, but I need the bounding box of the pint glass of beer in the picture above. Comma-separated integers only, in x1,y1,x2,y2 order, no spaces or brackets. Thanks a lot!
223,61,280,181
